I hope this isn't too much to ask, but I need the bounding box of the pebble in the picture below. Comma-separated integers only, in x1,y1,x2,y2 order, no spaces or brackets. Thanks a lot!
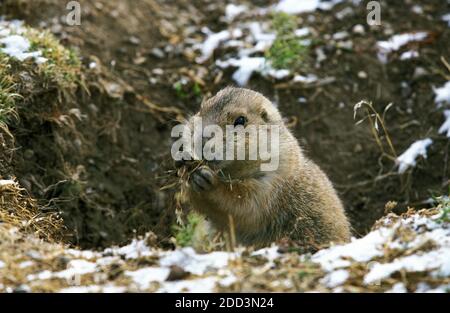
352,24,365,35
358,71,368,79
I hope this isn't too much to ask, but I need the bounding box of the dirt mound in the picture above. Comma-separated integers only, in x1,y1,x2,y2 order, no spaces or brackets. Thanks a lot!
0,11,179,248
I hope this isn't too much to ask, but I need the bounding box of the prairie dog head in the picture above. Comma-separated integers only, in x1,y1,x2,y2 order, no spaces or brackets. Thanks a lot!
177,87,285,179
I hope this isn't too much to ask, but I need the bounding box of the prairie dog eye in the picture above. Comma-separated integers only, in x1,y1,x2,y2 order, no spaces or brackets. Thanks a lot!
234,116,247,126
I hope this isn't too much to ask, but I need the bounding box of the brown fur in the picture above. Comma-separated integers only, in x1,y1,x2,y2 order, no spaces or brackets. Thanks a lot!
183,87,351,250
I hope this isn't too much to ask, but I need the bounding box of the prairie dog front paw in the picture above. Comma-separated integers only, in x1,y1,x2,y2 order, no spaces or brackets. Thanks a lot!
189,166,217,193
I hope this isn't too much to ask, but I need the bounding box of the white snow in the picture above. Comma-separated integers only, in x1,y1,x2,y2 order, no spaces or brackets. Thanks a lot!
26,260,97,281
293,74,318,84
411,5,423,15
416,282,450,293
103,237,152,259
0,35,47,64
364,248,450,284
0,19,47,64
275,0,343,14
225,4,247,22
242,22,276,56
217,56,265,86
400,50,419,60
434,81,450,104
252,245,280,262
266,68,290,79
312,209,450,291
159,247,231,276
442,14,450,27
396,138,433,173
295,27,310,37
312,227,393,271
18,261,34,269
54,259,98,279
27,270,53,281
377,32,428,53
196,28,243,63
0,180,16,187
125,267,170,290
66,249,99,260
320,269,349,288
217,56,293,85
376,32,428,63
59,285,126,293
387,282,407,293
438,110,450,138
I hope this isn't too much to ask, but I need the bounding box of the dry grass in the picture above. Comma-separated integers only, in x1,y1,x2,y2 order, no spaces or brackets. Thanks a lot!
0,180,64,242
354,100,397,162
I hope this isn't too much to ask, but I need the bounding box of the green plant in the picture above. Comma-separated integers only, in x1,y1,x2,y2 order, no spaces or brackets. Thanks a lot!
173,81,202,100
436,195,450,223
172,212,203,247
27,29,81,86
266,12,309,70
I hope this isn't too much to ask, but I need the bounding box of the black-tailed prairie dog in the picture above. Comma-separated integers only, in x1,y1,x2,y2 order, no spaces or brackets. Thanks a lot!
177,87,351,250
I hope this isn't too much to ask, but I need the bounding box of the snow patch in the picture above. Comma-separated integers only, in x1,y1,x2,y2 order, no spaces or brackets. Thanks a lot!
313,227,393,271
196,28,243,63
159,247,231,276
275,0,343,14
293,74,318,84
0,35,47,64
225,4,247,22
434,81,450,105
364,248,450,284
125,267,170,290
376,32,428,63
0,19,47,64
438,110,450,138
59,284,126,293
387,282,407,293
0,180,16,187
103,237,152,259
442,14,450,27
396,138,433,173
320,269,349,288
400,50,419,60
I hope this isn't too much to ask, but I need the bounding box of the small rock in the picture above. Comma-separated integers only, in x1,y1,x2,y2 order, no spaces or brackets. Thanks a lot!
150,47,165,59
166,265,190,281
352,24,365,35
152,68,164,75
413,67,428,79
358,71,368,79
333,31,349,40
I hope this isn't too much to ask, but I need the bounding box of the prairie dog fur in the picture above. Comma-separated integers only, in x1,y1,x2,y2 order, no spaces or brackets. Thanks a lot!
179,87,351,250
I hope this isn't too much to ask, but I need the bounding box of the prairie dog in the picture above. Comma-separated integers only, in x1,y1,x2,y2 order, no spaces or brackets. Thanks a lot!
178,87,351,250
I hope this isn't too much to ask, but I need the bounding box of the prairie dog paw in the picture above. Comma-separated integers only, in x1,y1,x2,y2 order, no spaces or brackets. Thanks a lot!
189,166,217,193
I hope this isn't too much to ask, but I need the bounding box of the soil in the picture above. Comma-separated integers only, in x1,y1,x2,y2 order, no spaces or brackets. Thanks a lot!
0,0,449,248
